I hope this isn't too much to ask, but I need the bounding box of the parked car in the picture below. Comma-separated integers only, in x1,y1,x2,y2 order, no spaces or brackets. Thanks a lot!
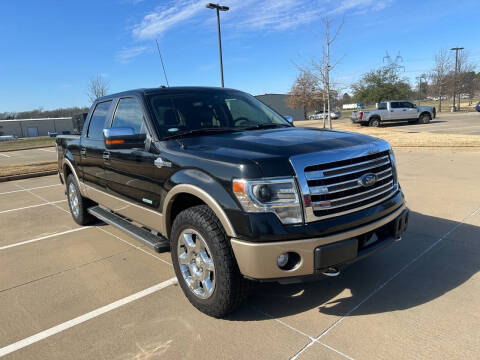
475,102,480,112
309,110,341,120
56,87,409,317
351,100,435,127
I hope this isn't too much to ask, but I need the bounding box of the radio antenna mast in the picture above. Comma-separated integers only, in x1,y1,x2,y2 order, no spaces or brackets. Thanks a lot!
155,39,170,87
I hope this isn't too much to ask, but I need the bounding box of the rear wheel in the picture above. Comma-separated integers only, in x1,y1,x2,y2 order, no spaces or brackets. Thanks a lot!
419,113,431,124
66,174,96,225
171,205,250,317
369,117,380,127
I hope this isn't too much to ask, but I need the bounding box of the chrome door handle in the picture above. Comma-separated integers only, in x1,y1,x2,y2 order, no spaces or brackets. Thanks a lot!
154,157,172,168
103,151,110,161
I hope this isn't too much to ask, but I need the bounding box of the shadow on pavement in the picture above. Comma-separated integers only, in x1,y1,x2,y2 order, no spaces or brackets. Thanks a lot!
228,211,478,321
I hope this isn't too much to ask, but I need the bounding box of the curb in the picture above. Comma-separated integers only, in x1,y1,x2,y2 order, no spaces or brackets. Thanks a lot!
0,145,56,153
0,171,58,183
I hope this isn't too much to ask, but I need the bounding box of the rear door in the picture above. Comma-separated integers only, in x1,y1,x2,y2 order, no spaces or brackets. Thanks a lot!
389,101,405,120
81,100,112,194
103,97,162,221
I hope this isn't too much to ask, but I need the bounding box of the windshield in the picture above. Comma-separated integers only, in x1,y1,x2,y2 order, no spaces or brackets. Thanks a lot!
146,90,291,139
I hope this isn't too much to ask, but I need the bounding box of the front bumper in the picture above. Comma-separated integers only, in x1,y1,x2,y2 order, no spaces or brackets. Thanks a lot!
231,204,408,280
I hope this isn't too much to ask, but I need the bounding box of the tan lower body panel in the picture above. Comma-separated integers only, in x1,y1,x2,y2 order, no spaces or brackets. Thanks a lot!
85,185,165,235
230,203,406,279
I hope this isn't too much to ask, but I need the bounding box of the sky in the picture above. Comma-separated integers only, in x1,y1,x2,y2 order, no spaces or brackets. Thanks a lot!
0,0,479,112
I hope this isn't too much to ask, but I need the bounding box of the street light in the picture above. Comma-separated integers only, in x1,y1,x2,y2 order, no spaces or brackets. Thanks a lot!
450,47,464,111
206,3,229,87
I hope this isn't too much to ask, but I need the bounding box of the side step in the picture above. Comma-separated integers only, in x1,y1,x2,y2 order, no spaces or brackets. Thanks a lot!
88,206,170,253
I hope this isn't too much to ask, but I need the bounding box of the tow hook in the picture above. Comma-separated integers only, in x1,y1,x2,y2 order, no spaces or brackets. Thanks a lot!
322,267,340,277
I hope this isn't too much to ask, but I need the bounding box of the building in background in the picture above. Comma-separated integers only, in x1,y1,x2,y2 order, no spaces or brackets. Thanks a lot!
255,94,305,120
0,118,74,137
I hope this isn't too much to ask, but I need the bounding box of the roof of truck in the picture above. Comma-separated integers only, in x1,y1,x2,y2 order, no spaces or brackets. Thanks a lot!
96,86,241,102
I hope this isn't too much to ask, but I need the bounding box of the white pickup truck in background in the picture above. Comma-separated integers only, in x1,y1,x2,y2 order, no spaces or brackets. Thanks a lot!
351,101,436,127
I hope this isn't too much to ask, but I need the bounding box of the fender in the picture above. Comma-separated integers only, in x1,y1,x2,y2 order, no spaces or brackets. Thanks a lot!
163,169,241,238
62,154,86,196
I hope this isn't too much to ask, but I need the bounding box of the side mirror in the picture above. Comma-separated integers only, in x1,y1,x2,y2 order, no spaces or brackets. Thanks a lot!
284,115,293,124
103,127,146,149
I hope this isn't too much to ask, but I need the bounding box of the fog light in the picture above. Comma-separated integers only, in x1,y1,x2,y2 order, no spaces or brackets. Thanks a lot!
277,253,289,268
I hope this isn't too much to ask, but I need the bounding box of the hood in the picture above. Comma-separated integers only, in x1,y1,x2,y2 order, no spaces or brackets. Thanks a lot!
417,105,433,111
178,127,388,177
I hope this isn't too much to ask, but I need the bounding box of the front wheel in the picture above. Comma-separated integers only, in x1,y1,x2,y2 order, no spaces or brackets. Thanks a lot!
419,113,431,124
171,205,250,318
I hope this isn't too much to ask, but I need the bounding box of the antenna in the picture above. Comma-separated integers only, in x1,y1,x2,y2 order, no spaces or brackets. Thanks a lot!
155,39,170,87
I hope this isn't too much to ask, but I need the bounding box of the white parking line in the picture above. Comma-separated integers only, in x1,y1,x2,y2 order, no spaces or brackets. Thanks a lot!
0,153,10,158
0,228,89,251
0,184,61,196
0,277,178,357
0,200,66,215
38,148,56,153
289,204,480,360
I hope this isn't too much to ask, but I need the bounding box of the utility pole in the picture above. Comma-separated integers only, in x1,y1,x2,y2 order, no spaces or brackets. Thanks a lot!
450,47,464,111
206,3,229,87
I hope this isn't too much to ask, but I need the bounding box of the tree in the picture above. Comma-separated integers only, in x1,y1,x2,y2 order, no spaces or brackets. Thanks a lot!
428,49,452,112
351,66,413,104
287,70,322,119
86,74,110,103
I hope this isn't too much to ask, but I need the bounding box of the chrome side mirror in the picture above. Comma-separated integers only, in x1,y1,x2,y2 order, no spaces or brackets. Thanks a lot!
103,127,146,149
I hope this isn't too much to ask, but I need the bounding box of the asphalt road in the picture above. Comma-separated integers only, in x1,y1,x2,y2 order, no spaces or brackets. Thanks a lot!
333,111,480,135
0,149,479,359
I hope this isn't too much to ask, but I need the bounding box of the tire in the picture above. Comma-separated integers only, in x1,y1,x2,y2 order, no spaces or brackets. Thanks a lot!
66,174,96,225
419,113,431,124
171,205,250,318
369,117,380,127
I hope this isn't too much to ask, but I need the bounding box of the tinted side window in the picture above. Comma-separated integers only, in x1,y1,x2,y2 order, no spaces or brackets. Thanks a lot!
112,98,146,134
378,102,387,110
87,101,112,139
390,102,401,109
402,102,414,108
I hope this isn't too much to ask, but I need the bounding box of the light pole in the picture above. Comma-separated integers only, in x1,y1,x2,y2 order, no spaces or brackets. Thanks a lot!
206,3,229,87
450,47,464,111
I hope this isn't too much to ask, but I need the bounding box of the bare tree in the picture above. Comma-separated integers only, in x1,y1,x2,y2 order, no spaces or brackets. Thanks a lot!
287,70,322,119
311,17,344,129
429,49,452,112
86,74,110,103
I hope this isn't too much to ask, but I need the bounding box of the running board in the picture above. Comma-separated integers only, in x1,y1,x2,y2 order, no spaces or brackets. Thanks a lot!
88,206,170,253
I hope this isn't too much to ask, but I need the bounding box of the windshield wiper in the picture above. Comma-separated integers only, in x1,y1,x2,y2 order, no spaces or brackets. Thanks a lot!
240,123,292,131
162,127,239,140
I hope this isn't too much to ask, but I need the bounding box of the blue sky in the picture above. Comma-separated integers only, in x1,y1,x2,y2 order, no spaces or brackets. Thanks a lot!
1,0,479,112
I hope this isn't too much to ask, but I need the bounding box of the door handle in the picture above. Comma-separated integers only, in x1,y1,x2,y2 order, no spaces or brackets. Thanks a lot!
80,147,86,157
103,151,110,161
390,110,394,112
402,109,407,111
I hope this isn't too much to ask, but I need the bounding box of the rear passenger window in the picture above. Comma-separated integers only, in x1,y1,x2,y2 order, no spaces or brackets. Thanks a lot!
112,98,146,134
87,101,112,139
390,102,400,109
378,103,387,110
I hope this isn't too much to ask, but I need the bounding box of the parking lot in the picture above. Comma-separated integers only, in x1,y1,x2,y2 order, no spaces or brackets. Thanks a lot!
330,111,480,135
0,147,56,166
1,148,479,359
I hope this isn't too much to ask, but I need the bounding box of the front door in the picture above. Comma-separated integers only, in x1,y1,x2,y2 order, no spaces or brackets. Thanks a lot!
104,97,164,231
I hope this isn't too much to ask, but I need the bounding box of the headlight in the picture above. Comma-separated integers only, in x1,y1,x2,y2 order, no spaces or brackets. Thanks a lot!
232,177,303,224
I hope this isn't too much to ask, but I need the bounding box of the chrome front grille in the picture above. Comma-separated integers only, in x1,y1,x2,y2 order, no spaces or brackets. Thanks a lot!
290,148,399,222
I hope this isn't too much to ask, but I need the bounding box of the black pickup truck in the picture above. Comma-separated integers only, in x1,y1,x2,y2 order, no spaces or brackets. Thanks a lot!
56,87,408,317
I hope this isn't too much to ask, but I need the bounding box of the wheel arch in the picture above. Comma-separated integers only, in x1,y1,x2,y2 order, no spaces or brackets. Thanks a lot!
163,184,237,239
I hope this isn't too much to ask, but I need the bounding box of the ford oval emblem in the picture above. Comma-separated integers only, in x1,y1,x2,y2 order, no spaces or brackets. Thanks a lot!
358,173,377,187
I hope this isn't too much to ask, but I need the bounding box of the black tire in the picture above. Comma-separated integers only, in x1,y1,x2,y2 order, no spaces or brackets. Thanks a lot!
419,113,431,124
369,117,380,127
171,205,250,318
66,174,96,225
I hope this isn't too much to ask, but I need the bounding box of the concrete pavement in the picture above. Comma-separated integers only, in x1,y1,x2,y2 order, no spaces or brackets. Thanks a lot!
0,148,479,359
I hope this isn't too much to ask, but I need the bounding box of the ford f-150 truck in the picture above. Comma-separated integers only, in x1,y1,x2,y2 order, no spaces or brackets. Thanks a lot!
351,100,436,127
56,87,409,317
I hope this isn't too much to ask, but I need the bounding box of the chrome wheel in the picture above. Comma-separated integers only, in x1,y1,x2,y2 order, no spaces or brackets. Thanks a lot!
68,182,80,218
177,229,215,299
